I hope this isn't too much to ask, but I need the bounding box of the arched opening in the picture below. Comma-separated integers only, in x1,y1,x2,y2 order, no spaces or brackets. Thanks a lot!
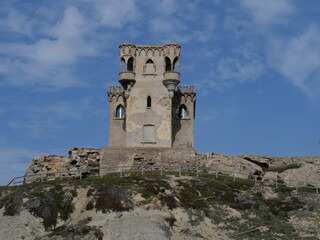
178,105,188,119
116,105,125,118
165,57,171,71
127,57,134,71
145,59,155,74
147,96,152,108
173,57,179,71
120,58,126,72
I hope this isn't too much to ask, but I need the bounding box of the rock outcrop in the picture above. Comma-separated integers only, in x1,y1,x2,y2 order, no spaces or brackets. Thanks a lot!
25,148,100,183
279,164,320,187
196,153,263,178
196,153,320,187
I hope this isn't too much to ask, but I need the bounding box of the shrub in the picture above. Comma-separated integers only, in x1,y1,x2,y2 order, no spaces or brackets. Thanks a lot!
268,164,301,173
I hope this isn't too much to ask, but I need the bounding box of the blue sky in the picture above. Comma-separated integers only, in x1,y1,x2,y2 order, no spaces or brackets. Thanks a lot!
0,0,319,185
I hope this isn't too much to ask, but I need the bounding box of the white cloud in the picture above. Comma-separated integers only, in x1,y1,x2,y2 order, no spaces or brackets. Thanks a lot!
0,56,84,88
241,0,294,26
0,6,92,87
0,1,140,88
0,8,33,36
216,56,264,83
237,0,320,100
197,44,265,92
154,0,178,16
147,0,216,43
270,25,320,100
0,6,96,64
9,119,64,139
149,17,188,34
0,146,39,185
8,98,94,138
88,0,141,28
45,98,92,120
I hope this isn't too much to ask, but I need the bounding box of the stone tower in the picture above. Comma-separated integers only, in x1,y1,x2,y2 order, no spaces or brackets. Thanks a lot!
100,43,196,172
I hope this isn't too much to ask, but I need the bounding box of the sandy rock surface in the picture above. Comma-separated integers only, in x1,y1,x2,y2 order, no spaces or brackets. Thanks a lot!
280,164,320,187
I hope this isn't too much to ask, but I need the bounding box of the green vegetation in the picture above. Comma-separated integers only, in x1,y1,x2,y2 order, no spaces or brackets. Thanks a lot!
268,163,301,173
70,189,77,197
88,160,100,168
0,172,318,239
86,188,95,197
47,218,104,240
49,186,74,221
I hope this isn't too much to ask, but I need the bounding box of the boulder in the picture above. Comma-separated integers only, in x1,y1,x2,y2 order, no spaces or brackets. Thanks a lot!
197,153,263,179
279,164,320,187
262,172,278,182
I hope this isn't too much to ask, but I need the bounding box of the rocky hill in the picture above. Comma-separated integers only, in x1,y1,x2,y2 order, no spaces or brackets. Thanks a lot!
1,172,320,239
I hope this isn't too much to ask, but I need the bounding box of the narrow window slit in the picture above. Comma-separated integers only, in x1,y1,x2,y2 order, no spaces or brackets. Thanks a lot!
147,96,152,108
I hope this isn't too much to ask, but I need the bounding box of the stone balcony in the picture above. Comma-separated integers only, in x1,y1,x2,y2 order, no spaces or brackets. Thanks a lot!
163,71,180,91
119,71,136,90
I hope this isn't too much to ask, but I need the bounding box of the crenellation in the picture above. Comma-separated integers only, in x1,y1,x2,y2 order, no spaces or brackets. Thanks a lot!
176,85,196,102
119,43,136,56
107,85,125,102
119,43,181,58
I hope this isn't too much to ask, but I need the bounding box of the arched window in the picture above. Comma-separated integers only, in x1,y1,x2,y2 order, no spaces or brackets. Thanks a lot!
116,105,125,118
165,57,171,71
173,57,179,71
147,96,152,108
145,59,155,74
178,105,188,119
127,57,133,71
120,58,126,71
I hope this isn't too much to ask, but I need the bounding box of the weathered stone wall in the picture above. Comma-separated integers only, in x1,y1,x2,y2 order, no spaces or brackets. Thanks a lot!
100,147,196,175
68,147,100,168
26,155,69,176
125,80,172,147
25,148,100,183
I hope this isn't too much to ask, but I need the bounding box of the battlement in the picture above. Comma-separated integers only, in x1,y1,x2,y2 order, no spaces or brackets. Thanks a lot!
178,85,195,93
177,85,196,102
107,85,124,102
119,42,180,58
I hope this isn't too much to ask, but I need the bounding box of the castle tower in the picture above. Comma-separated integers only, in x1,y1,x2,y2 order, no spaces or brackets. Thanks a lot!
101,43,196,172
